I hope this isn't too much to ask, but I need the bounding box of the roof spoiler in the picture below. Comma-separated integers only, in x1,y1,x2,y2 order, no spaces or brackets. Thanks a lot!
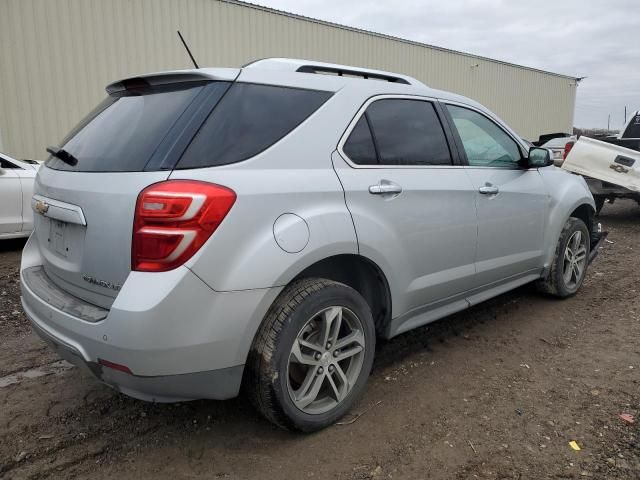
106,69,240,94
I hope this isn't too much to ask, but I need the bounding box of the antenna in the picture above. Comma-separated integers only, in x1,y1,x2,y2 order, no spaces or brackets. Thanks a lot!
177,30,199,69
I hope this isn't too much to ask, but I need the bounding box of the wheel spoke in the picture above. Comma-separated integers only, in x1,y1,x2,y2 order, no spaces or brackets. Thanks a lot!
298,338,323,354
564,248,573,262
290,339,320,366
327,367,348,402
335,344,364,362
294,367,325,409
574,246,587,262
335,329,365,351
571,231,582,251
320,306,342,346
563,260,573,284
573,262,583,280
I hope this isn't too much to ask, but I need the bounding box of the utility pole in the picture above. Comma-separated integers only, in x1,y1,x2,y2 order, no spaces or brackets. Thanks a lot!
608,114,611,132
625,106,627,124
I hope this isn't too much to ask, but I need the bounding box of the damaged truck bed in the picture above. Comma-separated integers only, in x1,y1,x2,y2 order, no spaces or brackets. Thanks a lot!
562,112,640,213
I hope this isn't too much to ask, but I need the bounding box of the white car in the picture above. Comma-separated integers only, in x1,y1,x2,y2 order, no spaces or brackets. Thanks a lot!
0,152,39,239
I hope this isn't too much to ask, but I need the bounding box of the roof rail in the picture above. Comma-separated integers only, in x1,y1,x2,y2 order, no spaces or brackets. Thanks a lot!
296,65,410,84
243,58,424,86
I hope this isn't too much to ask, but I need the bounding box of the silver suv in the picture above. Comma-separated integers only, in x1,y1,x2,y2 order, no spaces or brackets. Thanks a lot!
21,58,604,432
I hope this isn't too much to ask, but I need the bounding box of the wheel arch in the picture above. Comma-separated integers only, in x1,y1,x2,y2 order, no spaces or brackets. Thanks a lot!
543,199,595,272
290,254,393,337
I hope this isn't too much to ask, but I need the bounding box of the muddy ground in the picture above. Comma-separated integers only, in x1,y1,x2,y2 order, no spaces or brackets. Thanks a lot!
1,201,638,480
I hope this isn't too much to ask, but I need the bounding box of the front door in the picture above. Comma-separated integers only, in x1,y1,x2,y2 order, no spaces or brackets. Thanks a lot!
333,97,478,318
444,104,548,287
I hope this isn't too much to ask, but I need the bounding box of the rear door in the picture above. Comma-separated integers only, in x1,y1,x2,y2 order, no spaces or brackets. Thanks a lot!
0,157,23,233
32,79,232,308
443,103,548,289
333,96,478,318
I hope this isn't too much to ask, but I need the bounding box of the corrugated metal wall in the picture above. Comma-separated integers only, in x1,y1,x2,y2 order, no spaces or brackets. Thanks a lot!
0,0,577,160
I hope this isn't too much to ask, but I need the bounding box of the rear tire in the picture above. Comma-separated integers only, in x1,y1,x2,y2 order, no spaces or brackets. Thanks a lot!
246,278,375,432
536,217,590,298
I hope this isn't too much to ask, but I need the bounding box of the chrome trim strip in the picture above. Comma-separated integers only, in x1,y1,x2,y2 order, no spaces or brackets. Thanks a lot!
32,194,87,226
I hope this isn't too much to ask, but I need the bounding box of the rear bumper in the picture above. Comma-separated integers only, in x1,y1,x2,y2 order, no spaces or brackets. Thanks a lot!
27,314,243,402
20,237,282,401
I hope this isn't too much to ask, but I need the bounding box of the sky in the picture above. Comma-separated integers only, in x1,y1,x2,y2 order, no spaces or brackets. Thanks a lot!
254,0,640,130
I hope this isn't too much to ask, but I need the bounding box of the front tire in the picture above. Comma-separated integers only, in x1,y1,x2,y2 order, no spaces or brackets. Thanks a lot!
246,278,375,432
537,217,590,298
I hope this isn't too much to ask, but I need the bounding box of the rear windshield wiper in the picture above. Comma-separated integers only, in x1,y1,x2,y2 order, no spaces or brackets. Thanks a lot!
46,146,78,166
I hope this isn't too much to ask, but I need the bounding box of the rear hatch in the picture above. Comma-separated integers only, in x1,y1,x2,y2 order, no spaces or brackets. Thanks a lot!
33,71,236,309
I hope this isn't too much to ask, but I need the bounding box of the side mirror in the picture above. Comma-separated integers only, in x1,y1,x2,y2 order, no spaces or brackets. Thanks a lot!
528,147,553,168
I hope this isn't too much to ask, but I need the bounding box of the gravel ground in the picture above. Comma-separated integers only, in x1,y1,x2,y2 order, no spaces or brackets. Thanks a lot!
0,201,638,480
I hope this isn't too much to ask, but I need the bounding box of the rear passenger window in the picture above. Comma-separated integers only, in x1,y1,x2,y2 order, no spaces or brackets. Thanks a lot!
342,99,452,166
178,83,332,168
343,116,377,164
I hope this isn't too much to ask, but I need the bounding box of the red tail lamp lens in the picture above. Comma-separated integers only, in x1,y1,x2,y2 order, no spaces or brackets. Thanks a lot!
132,180,236,272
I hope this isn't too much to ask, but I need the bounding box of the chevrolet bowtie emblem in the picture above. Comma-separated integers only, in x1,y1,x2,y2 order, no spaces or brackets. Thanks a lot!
34,199,49,215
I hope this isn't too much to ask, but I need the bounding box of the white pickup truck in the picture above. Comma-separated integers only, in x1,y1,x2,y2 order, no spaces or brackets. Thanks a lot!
562,111,640,213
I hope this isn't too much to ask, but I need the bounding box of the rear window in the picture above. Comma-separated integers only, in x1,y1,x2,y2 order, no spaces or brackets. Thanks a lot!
176,83,332,169
46,82,214,172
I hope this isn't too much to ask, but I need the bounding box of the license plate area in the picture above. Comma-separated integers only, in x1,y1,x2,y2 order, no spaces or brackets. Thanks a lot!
49,220,70,258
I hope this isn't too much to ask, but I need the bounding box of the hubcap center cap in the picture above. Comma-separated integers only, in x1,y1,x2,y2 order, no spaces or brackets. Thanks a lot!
321,351,331,366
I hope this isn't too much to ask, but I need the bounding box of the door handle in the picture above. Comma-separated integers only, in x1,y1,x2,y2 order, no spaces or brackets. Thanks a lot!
369,181,402,195
478,184,499,195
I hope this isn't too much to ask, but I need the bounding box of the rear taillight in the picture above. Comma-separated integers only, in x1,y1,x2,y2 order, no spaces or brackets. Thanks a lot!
563,141,575,160
132,180,236,272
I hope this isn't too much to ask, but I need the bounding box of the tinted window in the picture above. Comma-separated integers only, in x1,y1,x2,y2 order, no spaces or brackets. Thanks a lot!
178,83,332,168
364,99,452,166
447,105,522,167
47,83,211,172
343,116,377,164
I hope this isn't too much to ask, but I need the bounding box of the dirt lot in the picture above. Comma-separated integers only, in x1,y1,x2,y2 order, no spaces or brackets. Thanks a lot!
1,201,638,480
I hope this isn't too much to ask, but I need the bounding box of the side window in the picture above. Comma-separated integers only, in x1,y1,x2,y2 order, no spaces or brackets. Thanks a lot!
178,83,332,168
446,105,522,167
0,158,20,169
343,116,377,165
342,99,452,166
366,99,452,166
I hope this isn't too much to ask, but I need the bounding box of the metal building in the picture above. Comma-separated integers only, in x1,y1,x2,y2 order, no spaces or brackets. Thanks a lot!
0,0,578,160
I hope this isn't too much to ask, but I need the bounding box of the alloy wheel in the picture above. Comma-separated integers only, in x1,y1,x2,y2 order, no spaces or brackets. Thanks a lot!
286,306,366,415
563,230,587,289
